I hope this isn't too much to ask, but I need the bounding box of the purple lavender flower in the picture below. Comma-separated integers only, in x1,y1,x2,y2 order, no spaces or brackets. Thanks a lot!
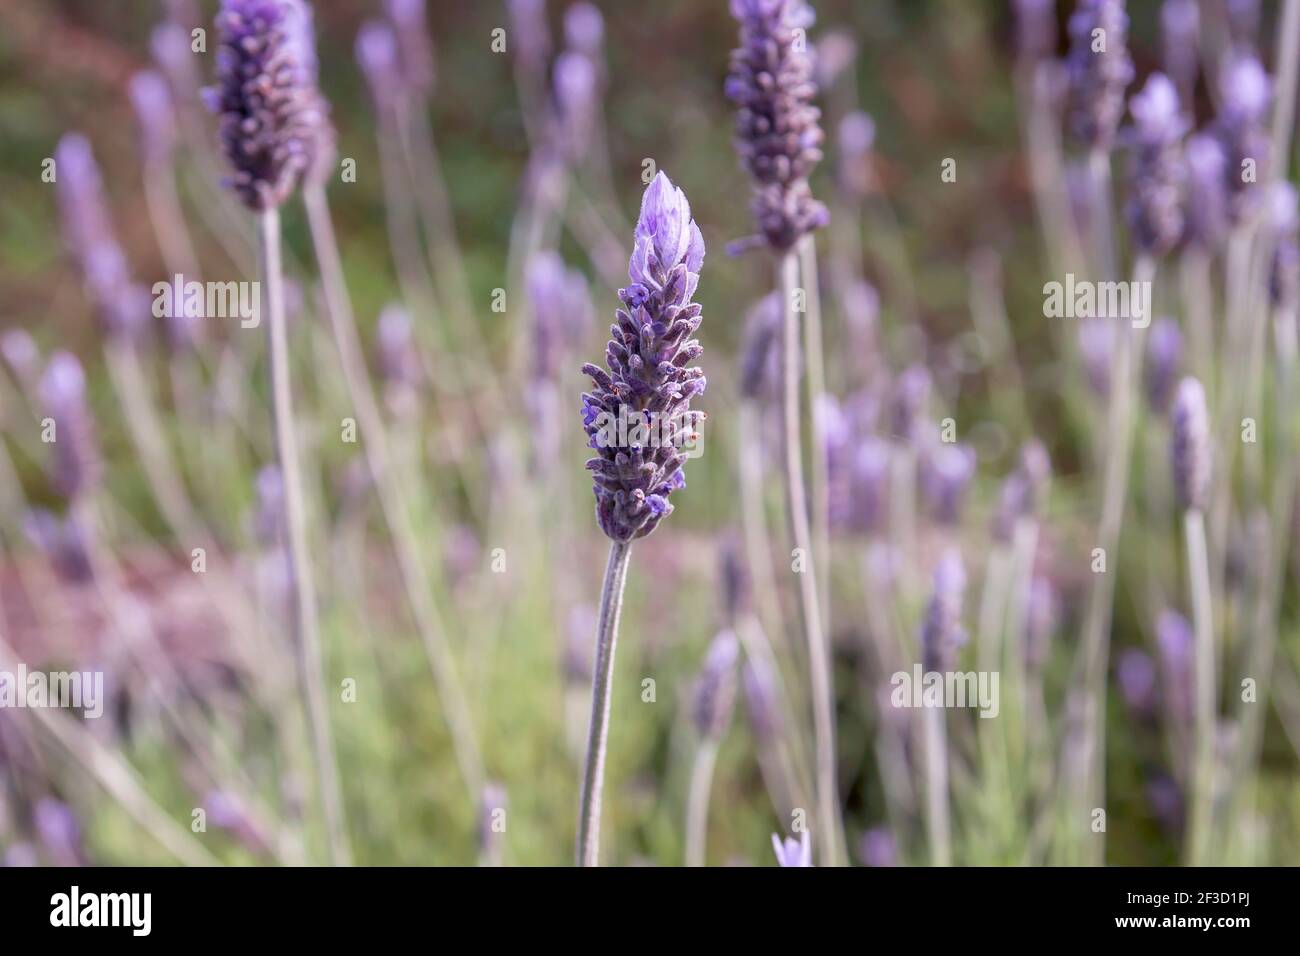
356,20,402,113
1,329,39,384
507,0,551,71
1182,133,1229,249
692,630,739,740
771,829,813,867
811,29,856,92
1124,73,1187,257
23,509,93,584
33,798,84,867
253,464,285,546
205,790,272,853
152,22,202,98
742,655,782,745
1014,0,1058,65
39,352,100,500
726,0,829,251
889,364,931,442
739,294,782,401
1078,318,1115,397
563,3,604,60
1160,0,1199,109
718,532,750,625
580,172,706,542
992,440,1052,542
1170,376,1210,511
1267,183,1300,310
1226,0,1261,47
552,51,598,156
383,0,436,97
921,549,967,672
1156,609,1193,721
1117,647,1157,715
1214,54,1271,221
1144,317,1184,413
919,440,976,527
1064,0,1134,150
129,70,177,170
375,304,423,415
858,825,898,867
837,111,876,199
54,134,150,340
208,0,331,209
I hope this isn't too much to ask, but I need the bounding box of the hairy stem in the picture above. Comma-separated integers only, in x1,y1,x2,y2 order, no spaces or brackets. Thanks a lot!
779,250,845,867
576,540,632,867
259,208,349,867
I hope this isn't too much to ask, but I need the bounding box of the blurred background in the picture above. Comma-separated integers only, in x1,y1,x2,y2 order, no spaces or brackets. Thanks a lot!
0,0,1298,866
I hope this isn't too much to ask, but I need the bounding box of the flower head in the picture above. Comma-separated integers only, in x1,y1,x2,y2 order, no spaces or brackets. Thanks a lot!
580,172,706,542
692,630,739,740
40,351,101,500
1215,53,1271,221
726,0,828,250
771,829,813,867
384,0,436,96
1170,376,1210,511
208,0,331,210
1124,73,1187,256
921,549,967,672
1144,317,1184,413
1064,0,1134,150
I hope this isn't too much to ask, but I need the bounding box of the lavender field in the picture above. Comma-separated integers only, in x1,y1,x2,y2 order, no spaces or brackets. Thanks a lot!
0,0,1298,868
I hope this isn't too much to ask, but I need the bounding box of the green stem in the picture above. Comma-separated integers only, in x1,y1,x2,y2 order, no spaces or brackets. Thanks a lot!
576,540,632,866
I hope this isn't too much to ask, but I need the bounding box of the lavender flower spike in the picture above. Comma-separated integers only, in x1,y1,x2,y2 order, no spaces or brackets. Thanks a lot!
580,172,706,542
208,0,330,210
692,631,740,740
1170,376,1210,512
921,549,967,672
1124,73,1186,257
726,0,829,250
771,830,813,867
40,351,101,500
1064,0,1134,151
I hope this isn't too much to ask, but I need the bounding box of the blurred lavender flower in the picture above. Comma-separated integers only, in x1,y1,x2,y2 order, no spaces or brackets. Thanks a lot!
1,329,39,386
563,3,605,61
921,549,967,672
477,782,508,865
718,532,750,626
1024,575,1060,670
919,440,976,527
1144,317,1184,413
1182,133,1229,249
40,352,100,500
356,20,403,113
1170,376,1210,511
889,364,931,442
771,829,812,867
692,630,739,740
992,440,1052,542
1117,647,1157,716
1160,0,1199,110
253,464,285,546
152,22,202,99
33,798,83,867
580,172,706,542
441,524,482,594
1156,609,1194,722
375,304,423,416
564,604,596,683
527,252,592,465
507,0,551,71
1014,0,1057,65
129,70,177,171
205,790,271,853
1146,773,1185,834
837,111,876,199
23,509,93,584
208,0,331,209
742,655,782,746
1226,0,1261,47
1267,183,1300,310
726,0,829,251
54,134,150,340
1214,54,1271,222
383,0,435,97
1124,73,1187,258
858,825,898,867
739,294,783,401
552,51,598,157
1078,318,1115,397
1063,0,1134,150
840,279,879,364
811,29,857,92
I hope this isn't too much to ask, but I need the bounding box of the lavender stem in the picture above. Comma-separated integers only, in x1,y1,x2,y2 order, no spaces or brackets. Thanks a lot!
303,184,485,799
922,703,952,867
1184,508,1215,864
780,250,845,867
798,235,831,636
259,207,350,867
576,539,632,866
684,740,719,867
